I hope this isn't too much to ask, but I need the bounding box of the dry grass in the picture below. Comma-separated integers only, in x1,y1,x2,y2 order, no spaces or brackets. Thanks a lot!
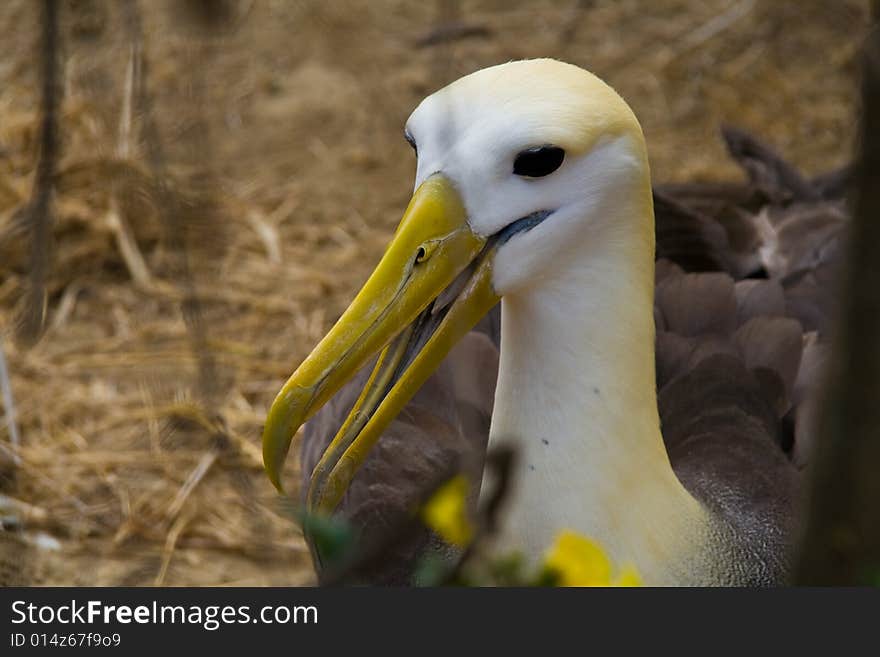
0,0,869,585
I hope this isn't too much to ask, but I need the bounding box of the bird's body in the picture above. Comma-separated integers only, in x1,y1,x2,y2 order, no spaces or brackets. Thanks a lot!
266,60,844,585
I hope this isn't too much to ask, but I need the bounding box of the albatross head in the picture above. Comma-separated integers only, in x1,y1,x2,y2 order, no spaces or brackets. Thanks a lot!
408,58,652,295
263,59,655,515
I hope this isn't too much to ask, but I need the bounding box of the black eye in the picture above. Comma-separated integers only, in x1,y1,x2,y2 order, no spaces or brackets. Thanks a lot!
404,130,417,155
513,145,565,178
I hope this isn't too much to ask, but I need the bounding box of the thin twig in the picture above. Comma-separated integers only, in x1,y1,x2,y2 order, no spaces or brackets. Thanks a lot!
117,44,138,161
47,282,81,332
154,510,191,586
414,21,490,48
0,494,49,525
247,211,282,265
656,0,756,69
18,0,61,345
0,338,21,466
164,450,217,524
106,203,153,287
106,41,153,286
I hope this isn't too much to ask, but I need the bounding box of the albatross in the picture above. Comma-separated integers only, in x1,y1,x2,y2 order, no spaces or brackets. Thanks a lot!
262,59,841,585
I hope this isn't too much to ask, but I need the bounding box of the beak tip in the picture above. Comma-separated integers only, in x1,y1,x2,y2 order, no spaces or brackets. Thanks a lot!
262,423,290,496
263,385,307,496
263,445,287,493
264,460,285,494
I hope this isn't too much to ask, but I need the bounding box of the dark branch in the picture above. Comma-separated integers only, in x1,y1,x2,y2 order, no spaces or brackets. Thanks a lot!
17,0,61,346
795,23,880,585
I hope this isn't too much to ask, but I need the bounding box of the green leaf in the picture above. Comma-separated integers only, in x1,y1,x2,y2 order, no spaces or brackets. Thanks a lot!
297,510,356,568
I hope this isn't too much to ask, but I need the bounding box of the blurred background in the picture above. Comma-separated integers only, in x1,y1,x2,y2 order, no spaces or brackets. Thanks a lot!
0,0,870,585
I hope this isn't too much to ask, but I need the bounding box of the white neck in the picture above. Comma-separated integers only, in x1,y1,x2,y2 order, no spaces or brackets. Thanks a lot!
483,198,710,585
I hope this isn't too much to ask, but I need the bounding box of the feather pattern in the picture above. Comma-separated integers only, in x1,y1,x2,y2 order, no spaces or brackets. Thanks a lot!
300,127,845,585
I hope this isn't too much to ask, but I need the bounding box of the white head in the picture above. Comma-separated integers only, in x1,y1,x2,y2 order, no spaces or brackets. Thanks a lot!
405,58,654,295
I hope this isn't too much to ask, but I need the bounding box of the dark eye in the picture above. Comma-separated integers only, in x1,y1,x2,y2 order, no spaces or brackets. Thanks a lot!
404,130,417,155
513,146,565,178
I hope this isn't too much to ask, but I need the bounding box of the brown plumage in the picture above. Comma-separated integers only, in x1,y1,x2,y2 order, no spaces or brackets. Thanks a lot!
301,127,847,584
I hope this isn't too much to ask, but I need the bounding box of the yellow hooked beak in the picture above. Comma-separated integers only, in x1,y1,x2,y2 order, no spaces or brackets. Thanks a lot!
262,174,501,514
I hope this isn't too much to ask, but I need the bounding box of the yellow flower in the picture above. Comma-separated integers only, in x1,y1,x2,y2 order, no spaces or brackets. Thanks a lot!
614,564,643,587
421,475,474,548
543,530,642,587
544,530,611,586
